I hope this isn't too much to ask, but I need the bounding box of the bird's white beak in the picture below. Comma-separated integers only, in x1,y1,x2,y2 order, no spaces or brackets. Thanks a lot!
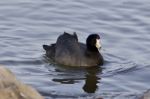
96,39,102,49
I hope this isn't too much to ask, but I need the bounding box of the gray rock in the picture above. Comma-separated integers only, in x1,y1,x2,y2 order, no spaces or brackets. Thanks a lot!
0,66,44,99
141,90,150,99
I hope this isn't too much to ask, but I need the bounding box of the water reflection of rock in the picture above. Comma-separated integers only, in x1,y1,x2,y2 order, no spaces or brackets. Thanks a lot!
52,66,101,93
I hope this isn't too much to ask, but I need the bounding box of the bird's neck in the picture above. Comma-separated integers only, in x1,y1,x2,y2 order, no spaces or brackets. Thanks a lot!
87,45,99,52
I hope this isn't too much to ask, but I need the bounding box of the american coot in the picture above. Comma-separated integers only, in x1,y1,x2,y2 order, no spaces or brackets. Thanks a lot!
43,32,104,67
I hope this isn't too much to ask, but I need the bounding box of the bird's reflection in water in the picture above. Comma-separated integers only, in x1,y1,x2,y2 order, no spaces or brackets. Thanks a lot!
83,66,101,93
52,66,102,93
52,78,78,84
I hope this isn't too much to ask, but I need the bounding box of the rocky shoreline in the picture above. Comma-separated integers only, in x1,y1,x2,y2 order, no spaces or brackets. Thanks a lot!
141,90,150,99
0,66,44,99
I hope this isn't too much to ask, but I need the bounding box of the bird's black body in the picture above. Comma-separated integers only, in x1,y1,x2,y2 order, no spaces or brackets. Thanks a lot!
43,32,103,67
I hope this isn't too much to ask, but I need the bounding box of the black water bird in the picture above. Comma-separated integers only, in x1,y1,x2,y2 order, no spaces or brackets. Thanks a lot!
43,32,104,67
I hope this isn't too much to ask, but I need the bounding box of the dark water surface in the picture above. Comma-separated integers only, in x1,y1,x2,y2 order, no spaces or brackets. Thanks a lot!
0,0,150,99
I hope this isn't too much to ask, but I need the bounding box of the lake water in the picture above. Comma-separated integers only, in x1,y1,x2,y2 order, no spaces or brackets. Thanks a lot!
0,0,150,99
